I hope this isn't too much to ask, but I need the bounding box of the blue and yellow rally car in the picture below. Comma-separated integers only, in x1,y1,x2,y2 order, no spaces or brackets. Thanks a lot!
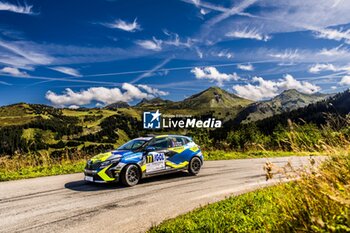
84,135,203,186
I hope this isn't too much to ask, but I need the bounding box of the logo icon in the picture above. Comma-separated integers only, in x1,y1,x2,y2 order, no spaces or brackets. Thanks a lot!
143,110,162,129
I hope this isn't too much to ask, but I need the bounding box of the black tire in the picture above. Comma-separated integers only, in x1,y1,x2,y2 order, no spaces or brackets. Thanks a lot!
188,157,202,175
121,164,140,187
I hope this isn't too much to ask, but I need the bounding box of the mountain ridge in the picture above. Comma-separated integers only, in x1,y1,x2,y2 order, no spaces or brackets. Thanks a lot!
233,89,332,124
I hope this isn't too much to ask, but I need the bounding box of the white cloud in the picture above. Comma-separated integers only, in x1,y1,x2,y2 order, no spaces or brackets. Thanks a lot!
105,18,141,32
195,0,350,46
162,31,194,48
45,83,168,107
226,27,270,41
308,63,350,73
194,47,203,59
191,66,240,86
314,27,350,44
138,84,169,96
339,75,350,85
318,45,349,56
200,8,210,15
233,74,321,100
233,77,278,100
231,46,350,66
68,105,80,109
50,66,81,77
269,49,300,60
95,103,104,108
0,67,27,76
0,1,35,15
216,50,234,59
278,74,320,93
0,39,53,68
237,63,254,71
308,64,338,73
136,37,162,51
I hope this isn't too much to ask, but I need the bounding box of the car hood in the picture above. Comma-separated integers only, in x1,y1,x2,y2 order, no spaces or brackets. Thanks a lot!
90,150,135,163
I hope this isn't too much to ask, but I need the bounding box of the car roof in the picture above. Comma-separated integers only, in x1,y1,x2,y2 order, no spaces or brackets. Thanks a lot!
135,135,192,141
134,137,153,141
154,135,192,140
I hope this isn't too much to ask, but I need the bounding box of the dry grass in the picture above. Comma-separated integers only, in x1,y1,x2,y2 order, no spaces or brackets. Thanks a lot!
0,150,88,181
149,151,350,232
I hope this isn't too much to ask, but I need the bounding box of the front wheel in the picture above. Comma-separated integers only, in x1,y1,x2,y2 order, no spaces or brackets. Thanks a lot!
188,157,202,175
121,164,140,187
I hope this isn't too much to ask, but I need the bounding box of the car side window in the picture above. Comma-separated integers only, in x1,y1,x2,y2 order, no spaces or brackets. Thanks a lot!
169,137,186,147
131,140,145,149
148,138,170,150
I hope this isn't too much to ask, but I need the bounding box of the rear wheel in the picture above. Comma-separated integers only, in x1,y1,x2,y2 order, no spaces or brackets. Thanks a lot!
188,157,202,175
121,164,140,186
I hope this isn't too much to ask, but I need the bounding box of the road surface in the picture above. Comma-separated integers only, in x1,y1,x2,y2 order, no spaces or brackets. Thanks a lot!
0,156,323,233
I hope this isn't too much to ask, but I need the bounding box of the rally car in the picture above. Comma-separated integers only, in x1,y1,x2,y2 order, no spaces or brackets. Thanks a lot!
84,135,203,186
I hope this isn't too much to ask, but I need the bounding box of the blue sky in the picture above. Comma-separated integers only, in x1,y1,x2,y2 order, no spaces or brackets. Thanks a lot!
1,0,350,107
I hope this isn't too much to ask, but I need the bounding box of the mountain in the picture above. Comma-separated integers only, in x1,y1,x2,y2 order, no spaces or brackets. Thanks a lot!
253,89,350,134
174,87,253,109
215,89,350,142
136,97,173,108
234,89,331,123
104,101,130,109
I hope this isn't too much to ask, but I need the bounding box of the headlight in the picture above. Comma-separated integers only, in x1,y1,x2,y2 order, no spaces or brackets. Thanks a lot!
100,158,121,168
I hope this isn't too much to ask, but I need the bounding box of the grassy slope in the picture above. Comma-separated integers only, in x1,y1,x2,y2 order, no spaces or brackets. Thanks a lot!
149,154,350,233
0,103,38,126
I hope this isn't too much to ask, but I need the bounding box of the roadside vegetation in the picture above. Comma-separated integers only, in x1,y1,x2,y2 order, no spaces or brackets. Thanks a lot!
149,151,350,232
0,151,87,181
204,150,320,160
0,149,316,181
1,107,350,181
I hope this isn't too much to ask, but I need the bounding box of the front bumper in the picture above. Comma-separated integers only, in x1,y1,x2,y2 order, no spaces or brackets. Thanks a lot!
84,168,119,183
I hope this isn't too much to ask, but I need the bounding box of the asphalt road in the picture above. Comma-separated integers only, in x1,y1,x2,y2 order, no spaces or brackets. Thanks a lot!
0,156,323,233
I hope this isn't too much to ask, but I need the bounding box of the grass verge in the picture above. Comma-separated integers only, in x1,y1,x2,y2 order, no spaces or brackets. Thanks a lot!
0,160,86,181
149,153,350,232
203,150,320,160
0,150,315,181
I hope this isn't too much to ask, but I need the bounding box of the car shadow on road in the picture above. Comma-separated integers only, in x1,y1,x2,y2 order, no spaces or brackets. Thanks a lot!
65,172,192,192
64,180,125,192
139,171,192,185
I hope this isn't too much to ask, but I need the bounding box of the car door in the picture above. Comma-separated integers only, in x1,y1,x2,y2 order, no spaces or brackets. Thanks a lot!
165,136,190,169
144,137,170,174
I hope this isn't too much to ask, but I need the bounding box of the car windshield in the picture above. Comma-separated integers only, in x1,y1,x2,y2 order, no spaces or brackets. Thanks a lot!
118,139,148,150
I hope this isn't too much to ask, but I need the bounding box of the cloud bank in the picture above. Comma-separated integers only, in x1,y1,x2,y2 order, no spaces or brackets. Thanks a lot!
45,83,168,107
233,74,320,100
191,66,240,86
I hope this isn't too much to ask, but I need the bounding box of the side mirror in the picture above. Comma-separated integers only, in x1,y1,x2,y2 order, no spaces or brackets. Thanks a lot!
145,146,156,152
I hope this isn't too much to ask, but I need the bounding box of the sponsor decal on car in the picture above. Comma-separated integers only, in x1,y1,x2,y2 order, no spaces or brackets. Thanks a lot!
146,152,165,172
